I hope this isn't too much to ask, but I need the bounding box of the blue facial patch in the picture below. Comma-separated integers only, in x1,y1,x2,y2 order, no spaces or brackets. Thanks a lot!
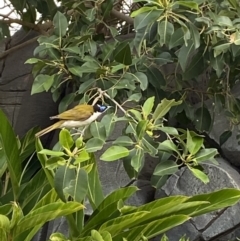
99,105,108,112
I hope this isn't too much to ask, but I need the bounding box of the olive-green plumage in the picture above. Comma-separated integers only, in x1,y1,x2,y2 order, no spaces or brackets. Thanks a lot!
35,104,110,137
50,104,94,121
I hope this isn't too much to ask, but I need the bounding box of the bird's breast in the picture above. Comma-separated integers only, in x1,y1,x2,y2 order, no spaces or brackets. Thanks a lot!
59,112,102,128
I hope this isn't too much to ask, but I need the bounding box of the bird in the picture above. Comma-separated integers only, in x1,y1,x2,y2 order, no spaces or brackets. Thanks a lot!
35,104,111,137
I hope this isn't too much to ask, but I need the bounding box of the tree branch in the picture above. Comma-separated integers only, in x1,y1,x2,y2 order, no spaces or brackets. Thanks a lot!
110,9,134,25
0,36,39,60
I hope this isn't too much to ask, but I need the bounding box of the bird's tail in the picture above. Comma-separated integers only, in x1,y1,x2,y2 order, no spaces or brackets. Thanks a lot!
35,121,64,138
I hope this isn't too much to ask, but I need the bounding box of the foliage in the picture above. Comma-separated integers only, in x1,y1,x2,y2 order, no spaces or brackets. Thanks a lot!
0,110,84,241
35,127,240,241
1,0,240,240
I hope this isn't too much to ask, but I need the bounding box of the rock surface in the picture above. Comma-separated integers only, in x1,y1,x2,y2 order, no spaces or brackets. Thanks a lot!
155,158,240,241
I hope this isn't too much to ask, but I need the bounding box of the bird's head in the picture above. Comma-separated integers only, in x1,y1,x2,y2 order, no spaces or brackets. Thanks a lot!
94,104,112,113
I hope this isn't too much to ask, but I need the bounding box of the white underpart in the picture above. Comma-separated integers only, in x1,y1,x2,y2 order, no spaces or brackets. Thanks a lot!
59,111,102,128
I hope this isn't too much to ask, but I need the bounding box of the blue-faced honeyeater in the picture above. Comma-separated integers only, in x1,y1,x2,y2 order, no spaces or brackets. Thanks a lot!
35,104,111,137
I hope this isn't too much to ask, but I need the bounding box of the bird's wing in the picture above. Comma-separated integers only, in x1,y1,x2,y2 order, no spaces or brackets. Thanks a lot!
50,105,94,121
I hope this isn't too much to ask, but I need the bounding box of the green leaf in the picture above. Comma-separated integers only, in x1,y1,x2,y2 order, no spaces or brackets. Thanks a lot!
169,28,184,49
136,120,148,139
101,0,114,18
188,188,240,216
155,52,173,65
131,149,144,171
189,167,209,184
113,136,134,146
25,58,42,64
85,138,105,153
0,110,21,199
113,42,132,65
38,149,65,157
216,16,233,27
183,52,205,80
45,156,65,169
193,106,212,132
58,93,75,113
126,93,142,102
101,114,115,138
53,11,68,37
31,74,50,94
153,99,182,123
85,8,96,22
54,165,75,202
90,122,106,140
158,20,174,46
147,67,166,88
127,109,142,121
134,9,163,30
194,148,218,163
79,79,96,94
219,130,232,146
174,1,199,11
74,149,90,164
131,6,157,17
100,146,129,161
43,75,55,91
13,202,84,239
87,157,104,208
132,72,148,90
213,43,231,57
64,168,88,203
0,214,10,231
186,130,204,155
210,53,224,78
142,96,155,118
188,22,200,49
158,127,179,135
177,40,195,72
158,140,180,155
59,129,74,150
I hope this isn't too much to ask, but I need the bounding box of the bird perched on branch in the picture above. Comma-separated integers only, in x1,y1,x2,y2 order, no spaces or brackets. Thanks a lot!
35,104,111,137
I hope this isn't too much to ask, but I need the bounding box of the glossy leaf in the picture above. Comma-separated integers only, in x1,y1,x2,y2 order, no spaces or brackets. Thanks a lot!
100,146,129,161
136,120,148,139
131,149,144,171
90,122,106,140
158,140,180,155
38,149,65,157
177,40,195,72
134,9,163,30
193,106,212,132
53,11,68,37
85,138,105,153
188,167,209,184
113,136,134,146
142,96,155,118
219,130,232,146
158,20,174,46
79,79,96,94
194,148,218,163
153,160,179,176
113,42,132,65
147,67,166,88
59,129,74,151
186,130,204,155
64,168,88,203
13,202,84,239
0,110,21,199
153,99,182,123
